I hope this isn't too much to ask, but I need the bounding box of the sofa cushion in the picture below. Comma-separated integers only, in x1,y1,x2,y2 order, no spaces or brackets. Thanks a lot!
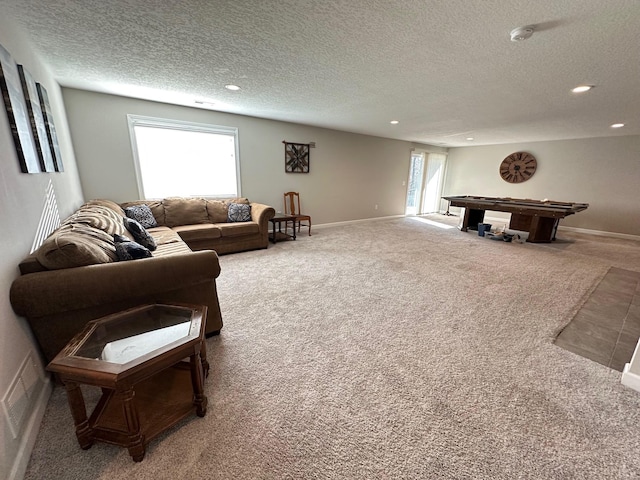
36,224,117,270
124,204,158,228
153,240,194,257
18,253,47,275
228,203,251,222
148,226,183,245
218,222,260,237
224,197,250,205
173,224,222,243
206,200,229,223
115,241,153,261
123,217,157,251
164,197,209,227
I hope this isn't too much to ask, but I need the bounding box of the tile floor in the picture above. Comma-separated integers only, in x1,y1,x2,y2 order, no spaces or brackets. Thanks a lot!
555,267,640,371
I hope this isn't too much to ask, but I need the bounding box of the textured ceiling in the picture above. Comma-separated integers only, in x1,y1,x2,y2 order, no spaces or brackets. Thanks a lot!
1,0,639,147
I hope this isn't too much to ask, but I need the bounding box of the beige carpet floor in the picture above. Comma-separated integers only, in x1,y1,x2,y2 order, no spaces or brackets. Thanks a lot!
24,215,640,479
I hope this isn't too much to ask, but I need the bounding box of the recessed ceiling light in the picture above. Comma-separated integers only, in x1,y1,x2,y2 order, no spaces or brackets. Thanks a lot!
510,25,535,42
572,85,593,93
466,137,474,141
390,120,399,125
611,123,625,128
225,84,241,91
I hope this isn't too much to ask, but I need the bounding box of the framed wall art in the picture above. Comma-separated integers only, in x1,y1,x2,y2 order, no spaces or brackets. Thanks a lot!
36,82,64,171
18,64,56,172
283,141,310,173
0,43,40,173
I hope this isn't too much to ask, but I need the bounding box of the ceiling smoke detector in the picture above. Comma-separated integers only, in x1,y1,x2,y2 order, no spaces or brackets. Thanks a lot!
510,25,535,42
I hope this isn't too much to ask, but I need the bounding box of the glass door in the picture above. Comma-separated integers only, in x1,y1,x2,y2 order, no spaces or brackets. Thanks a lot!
405,153,424,215
422,153,446,213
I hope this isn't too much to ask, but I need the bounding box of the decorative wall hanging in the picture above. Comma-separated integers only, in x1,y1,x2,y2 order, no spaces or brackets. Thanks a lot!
0,43,40,173
283,141,310,173
499,151,537,183
18,64,56,172
36,83,63,171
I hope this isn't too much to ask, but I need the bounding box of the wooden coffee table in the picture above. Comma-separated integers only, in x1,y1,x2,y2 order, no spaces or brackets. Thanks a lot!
47,303,209,462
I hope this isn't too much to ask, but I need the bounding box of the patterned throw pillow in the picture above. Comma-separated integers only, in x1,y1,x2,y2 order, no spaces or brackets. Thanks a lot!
227,203,251,222
123,217,157,251
124,204,158,228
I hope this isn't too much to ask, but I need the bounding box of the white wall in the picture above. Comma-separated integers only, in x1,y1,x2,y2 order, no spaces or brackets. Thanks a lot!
62,88,444,224
444,136,640,236
0,20,84,480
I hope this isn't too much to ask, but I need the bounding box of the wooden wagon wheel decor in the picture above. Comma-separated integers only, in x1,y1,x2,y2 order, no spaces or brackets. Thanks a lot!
283,141,310,173
499,151,537,183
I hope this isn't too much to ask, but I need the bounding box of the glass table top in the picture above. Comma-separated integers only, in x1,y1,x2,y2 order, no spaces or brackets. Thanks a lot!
74,304,200,365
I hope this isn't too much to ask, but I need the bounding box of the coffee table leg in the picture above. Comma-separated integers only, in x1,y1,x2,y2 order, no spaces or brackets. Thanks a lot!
190,350,208,417
64,381,93,450
120,387,145,462
200,341,210,378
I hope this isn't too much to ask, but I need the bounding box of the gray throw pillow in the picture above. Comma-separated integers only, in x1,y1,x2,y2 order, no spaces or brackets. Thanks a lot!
115,241,152,261
228,203,251,222
123,217,157,251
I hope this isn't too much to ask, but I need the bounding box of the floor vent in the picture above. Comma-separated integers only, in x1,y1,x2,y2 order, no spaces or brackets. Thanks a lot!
2,353,42,439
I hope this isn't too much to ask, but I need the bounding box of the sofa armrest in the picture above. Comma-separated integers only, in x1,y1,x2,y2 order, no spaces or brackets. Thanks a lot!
250,203,276,232
10,250,221,318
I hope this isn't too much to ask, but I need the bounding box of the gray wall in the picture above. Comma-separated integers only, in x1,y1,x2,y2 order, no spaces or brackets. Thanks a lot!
0,19,84,480
444,136,640,236
62,88,443,225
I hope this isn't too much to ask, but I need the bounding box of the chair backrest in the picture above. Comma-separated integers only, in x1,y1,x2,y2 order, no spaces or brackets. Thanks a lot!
284,192,302,215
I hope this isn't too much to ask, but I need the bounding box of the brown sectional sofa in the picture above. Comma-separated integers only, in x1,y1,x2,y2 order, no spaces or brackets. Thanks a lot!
121,196,275,254
10,197,275,363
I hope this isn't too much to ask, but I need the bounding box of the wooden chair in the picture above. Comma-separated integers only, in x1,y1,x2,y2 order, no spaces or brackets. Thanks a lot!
283,192,311,235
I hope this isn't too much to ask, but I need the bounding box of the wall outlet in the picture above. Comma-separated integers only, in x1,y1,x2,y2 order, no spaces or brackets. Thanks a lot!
374,204,378,210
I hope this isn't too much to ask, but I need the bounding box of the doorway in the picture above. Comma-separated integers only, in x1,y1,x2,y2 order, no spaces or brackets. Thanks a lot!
405,152,447,215
405,153,424,215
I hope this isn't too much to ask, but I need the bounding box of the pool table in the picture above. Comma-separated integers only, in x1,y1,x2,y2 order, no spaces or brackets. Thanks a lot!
442,196,589,243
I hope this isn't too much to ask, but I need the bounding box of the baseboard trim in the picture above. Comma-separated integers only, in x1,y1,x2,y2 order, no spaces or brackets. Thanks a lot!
307,214,640,241
311,215,404,230
558,226,640,242
8,376,52,480
622,364,640,392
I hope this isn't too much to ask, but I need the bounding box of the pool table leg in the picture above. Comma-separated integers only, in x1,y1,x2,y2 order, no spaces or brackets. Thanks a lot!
527,216,557,243
460,208,485,232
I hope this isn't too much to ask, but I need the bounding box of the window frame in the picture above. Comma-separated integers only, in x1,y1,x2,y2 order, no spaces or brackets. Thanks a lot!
126,114,241,200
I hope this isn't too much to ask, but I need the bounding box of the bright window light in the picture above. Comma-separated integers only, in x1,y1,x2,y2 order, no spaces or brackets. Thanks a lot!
128,115,240,199
409,216,455,229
